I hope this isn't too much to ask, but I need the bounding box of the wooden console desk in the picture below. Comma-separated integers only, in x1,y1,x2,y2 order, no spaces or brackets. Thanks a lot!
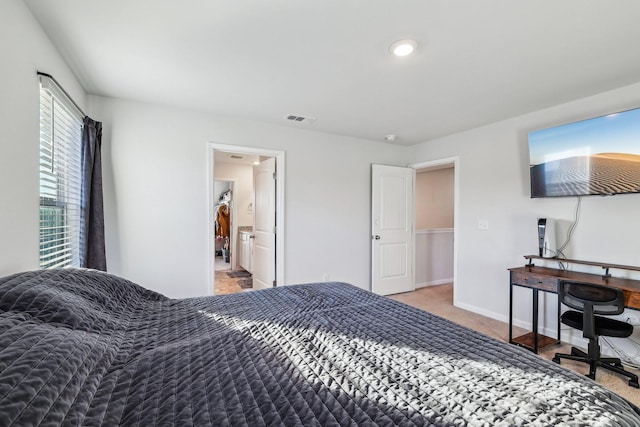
509,256,640,353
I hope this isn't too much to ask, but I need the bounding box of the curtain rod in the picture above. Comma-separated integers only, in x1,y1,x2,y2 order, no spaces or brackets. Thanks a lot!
37,71,86,118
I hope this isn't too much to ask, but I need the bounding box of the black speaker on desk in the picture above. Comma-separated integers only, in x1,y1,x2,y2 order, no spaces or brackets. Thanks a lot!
537,218,556,258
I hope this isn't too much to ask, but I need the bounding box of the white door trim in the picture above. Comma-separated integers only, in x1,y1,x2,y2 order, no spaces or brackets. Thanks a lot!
408,156,459,307
207,143,286,295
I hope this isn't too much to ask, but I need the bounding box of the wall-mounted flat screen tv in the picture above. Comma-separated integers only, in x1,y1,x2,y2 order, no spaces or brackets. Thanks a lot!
528,107,640,198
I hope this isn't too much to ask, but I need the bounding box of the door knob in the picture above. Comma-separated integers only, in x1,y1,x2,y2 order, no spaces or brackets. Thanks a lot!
373,235,381,240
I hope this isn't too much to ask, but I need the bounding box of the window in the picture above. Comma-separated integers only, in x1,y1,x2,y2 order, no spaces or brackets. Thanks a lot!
39,76,83,269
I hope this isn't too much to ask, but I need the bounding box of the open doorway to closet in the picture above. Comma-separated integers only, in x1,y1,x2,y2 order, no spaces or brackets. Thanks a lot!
213,178,242,293
208,143,286,296
411,157,458,307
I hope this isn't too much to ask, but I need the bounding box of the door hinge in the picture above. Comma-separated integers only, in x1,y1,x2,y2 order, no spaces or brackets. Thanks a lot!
273,225,277,234
273,172,277,180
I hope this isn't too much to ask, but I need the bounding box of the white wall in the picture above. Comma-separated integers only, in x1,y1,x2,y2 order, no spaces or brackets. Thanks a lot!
89,96,405,297
0,0,86,277
214,161,254,229
409,81,640,332
415,229,454,287
416,168,454,229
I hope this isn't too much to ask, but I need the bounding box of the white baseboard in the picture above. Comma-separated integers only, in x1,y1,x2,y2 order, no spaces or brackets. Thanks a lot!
416,278,453,288
455,301,509,323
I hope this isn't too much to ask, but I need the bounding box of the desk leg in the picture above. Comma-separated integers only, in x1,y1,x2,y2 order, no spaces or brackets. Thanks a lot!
509,280,513,343
557,292,561,341
532,288,539,354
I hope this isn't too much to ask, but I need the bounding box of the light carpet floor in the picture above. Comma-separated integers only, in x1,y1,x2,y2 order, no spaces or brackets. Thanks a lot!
389,283,640,407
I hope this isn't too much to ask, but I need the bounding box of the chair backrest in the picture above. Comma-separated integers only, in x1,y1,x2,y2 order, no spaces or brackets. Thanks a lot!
559,281,625,315
559,281,626,339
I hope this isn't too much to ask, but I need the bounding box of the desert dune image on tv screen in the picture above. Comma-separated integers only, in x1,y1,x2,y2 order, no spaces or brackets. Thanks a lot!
529,108,640,197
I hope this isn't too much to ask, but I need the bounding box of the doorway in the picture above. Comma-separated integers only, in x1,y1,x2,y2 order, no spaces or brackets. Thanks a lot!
207,143,286,296
213,179,240,294
410,157,458,307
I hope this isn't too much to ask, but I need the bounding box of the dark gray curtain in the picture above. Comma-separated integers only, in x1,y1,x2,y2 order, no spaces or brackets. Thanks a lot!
80,116,106,271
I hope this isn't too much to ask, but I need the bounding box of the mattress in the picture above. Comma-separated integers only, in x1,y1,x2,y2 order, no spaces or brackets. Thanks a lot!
0,269,638,426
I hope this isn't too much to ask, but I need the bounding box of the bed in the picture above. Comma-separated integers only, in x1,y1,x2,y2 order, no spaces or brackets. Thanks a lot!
0,269,639,426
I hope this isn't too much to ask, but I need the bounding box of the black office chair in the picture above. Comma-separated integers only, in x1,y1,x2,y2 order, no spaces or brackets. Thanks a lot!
552,281,639,388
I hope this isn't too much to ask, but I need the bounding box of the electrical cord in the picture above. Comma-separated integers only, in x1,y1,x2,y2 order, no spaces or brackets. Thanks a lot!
557,196,582,255
601,335,640,369
550,196,582,270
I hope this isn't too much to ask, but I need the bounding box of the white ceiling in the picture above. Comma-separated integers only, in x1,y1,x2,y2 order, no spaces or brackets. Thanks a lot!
24,0,640,145
215,152,260,166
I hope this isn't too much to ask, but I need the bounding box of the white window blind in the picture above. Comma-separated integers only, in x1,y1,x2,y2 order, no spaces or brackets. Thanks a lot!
39,75,83,269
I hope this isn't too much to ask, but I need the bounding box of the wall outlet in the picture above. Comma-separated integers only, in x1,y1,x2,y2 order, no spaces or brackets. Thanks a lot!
322,273,330,281
478,219,489,230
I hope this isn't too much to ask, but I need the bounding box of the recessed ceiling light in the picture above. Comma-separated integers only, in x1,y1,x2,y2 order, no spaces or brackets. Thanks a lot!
385,135,399,143
389,39,417,57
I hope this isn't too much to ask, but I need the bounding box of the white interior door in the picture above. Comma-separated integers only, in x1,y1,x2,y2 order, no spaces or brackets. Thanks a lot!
371,164,415,295
252,157,276,289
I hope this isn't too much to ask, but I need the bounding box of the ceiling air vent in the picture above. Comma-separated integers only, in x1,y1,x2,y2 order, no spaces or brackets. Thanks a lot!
229,154,244,160
285,114,316,123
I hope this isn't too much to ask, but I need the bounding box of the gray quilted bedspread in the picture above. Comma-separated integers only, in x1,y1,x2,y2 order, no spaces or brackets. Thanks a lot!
0,270,639,426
